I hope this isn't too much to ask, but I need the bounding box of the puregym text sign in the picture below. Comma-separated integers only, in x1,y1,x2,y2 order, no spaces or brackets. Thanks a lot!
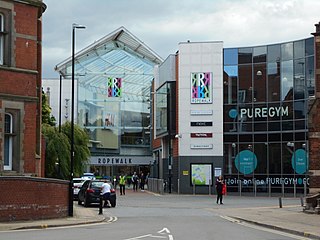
229,106,289,119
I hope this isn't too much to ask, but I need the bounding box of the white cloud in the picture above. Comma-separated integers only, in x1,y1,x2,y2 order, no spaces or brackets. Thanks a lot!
42,0,320,78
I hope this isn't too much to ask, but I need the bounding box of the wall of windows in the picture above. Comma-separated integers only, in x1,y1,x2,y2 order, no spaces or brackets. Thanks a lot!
223,38,314,196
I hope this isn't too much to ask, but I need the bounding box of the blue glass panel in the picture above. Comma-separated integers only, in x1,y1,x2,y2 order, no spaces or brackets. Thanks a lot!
224,48,238,65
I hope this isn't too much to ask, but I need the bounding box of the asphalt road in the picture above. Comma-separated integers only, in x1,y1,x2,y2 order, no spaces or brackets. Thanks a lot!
0,192,310,240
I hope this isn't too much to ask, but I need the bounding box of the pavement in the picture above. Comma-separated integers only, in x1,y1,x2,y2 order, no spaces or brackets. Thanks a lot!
0,203,106,231
215,203,320,240
0,192,319,240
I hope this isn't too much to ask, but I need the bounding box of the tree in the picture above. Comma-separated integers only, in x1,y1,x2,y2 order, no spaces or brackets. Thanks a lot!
42,123,70,179
42,122,91,179
41,89,90,179
42,90,56,126
61,122,91,177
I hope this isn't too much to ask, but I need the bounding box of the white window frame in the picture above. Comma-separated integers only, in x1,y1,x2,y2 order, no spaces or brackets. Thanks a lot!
0,13,4,65
4,113,13,170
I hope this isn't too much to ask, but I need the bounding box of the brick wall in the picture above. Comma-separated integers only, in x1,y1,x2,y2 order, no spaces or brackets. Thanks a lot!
23,103,37,173
14,3,39,70
0,177,69,222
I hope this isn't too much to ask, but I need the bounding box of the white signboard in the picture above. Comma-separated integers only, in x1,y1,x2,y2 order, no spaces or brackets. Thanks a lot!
190,110,213,115
190,144,213,149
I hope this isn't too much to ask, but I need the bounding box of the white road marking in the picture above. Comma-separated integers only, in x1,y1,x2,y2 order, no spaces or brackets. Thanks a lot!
124,227,173,240
158,227,170,234
220,215,313,240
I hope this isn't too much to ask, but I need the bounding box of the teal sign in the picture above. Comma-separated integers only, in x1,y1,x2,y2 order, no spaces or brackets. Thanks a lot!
235,150,257,174
229,109,238,119
292,149,308,174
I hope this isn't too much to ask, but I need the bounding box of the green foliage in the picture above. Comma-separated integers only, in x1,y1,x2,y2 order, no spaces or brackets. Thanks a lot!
42,123,70,179
61,122,90,177
42,90,56,126
42,122,91,179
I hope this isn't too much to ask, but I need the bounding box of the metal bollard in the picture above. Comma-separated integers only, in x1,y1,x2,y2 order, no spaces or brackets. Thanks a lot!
193,180,196,195
279,197,282,208
300,196,304,207
99,195,103,215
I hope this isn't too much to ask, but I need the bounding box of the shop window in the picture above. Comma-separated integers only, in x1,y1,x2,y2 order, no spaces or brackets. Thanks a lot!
4,113,13,170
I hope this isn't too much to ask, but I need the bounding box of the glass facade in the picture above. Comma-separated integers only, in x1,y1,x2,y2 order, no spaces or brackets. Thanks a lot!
223,38,314,196
77,68,154,153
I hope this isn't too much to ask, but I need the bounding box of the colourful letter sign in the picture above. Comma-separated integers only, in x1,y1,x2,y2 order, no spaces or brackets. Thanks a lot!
108,77,122,97
191,72,212,104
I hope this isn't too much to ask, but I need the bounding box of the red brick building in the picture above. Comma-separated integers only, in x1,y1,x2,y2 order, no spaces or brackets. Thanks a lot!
0,0,46,177
309,22,320,193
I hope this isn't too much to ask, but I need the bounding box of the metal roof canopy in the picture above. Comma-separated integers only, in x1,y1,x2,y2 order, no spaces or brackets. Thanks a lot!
54,26,163,100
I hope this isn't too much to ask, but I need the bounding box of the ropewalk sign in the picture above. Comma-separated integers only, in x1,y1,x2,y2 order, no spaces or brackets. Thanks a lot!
90,156,153,166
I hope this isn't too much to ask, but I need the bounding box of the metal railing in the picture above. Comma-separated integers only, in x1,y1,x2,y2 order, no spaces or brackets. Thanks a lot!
147,178,164,194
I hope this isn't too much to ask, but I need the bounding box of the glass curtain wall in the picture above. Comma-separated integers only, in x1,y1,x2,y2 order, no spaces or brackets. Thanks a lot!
223,38,314,196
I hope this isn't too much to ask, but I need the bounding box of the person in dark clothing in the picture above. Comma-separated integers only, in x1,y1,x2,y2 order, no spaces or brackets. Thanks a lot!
215,176,224,204
139,172,145,191
132,172,139,192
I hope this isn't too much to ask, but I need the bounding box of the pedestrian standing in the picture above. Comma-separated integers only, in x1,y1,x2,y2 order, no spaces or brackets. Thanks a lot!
132,172,139,192
140,172,145,191
100,180,111,207
215,176,224,204
119,174,126,195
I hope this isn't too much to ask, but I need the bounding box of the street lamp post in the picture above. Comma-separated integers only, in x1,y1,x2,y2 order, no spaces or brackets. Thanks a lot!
167,88,172,194
69,23,86,217
287,142,296,198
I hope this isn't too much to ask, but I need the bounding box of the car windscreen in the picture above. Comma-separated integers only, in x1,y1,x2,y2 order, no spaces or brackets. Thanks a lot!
91,182,104,188
73,180,84,183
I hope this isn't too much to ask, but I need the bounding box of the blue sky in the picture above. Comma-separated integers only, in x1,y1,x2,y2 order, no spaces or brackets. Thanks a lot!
42,0,320,78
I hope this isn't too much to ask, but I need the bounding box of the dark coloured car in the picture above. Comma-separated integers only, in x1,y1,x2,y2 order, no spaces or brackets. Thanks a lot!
77,180,116,207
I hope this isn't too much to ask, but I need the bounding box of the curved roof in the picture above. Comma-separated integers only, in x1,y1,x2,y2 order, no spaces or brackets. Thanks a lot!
55,26,163,101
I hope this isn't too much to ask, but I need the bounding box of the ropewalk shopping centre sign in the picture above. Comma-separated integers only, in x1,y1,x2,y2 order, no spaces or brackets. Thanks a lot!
90,156,152,166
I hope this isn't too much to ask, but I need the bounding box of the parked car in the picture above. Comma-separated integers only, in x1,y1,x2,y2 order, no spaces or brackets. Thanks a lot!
77,180,116,207
81,172,96,180
73,178,85,200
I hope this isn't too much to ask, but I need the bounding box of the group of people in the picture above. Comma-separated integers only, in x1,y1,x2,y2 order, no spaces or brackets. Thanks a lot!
101,173,226,206
114,172,149,195
131,172,148,191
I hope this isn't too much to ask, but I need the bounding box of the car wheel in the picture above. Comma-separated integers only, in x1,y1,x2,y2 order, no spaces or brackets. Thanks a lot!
84,197,89,207
110,200,116,208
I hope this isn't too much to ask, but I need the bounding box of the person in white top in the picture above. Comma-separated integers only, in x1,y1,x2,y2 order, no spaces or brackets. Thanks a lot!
100,180,111,207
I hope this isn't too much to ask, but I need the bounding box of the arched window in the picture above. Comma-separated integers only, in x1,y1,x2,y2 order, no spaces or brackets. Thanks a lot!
4,113,13,170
